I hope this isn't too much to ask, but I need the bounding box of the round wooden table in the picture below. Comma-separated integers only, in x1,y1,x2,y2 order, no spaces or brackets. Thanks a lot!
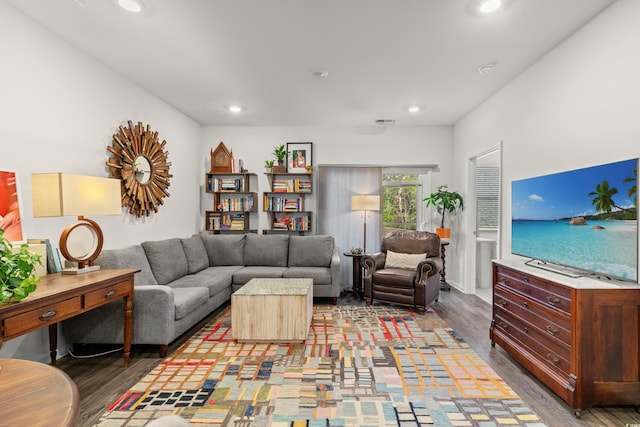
0,358,80,426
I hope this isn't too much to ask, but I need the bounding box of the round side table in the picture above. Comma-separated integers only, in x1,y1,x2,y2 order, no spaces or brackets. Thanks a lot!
0,358,79,427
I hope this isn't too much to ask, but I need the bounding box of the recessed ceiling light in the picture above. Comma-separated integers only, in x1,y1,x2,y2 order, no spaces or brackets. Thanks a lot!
407,105,422,113
477,0,503,14
225,104,246,113
478,63,496,75
312,70,329,78
118,0,143,13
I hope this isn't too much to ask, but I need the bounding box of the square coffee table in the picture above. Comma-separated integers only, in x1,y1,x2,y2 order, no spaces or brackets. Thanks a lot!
231,278,313,343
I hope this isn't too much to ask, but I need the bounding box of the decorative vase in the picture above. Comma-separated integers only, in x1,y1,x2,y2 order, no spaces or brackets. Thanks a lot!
435,228,451,239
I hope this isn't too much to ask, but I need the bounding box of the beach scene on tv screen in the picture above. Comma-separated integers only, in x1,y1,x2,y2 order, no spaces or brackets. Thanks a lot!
512,158,638,281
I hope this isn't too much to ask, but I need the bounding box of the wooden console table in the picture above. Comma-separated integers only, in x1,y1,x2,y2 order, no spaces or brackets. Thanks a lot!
0,269,136,367
0,358,80,426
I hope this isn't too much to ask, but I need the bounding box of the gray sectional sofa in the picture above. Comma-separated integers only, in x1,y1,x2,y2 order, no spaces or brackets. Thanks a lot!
62,233,340,356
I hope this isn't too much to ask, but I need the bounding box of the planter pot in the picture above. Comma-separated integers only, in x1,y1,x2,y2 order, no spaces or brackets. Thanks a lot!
435,228,451,239
272,165,286,173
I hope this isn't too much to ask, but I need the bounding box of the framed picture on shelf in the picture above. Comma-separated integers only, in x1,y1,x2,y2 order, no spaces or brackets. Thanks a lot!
286,142,312,173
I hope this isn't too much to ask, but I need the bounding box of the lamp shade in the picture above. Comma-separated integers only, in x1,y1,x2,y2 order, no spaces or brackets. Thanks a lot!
351,195,380,211
32,173,122,217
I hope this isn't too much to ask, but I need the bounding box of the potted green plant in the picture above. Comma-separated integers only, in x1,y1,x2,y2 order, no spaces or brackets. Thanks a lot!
423,185,464,238
272,144,289,172
264,159,275,173
0,229,42,302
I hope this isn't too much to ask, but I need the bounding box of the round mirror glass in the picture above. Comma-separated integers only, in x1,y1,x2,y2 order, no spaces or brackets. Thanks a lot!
134,156,152,184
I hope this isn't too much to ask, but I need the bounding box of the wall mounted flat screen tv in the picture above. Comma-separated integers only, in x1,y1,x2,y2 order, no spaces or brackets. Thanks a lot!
512,158,638,282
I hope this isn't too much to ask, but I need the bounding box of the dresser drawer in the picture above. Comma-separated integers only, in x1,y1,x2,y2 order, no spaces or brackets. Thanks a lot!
3,297,82,338
495,266,571,314
84,281,132,310
493,299,570,361
495,285,571,346
494,311,571,376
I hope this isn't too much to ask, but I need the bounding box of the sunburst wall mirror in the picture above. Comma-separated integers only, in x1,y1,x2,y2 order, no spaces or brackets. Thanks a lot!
106,121,172,217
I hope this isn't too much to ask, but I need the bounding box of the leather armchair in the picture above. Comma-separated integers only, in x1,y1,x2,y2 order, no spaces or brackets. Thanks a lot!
361,230,442,313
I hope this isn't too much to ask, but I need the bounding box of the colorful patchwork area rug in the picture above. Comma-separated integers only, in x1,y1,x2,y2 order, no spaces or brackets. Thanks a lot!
98,305,546,426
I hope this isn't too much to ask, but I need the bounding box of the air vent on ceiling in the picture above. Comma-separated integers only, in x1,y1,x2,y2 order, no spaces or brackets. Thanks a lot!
374,119,396,126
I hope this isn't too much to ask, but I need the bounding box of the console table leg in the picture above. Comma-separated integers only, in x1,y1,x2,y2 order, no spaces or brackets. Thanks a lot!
49,324,58,365
123,293,133,367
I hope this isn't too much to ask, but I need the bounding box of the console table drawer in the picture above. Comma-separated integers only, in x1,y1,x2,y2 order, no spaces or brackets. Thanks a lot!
84,281,131,310
496,267,571,314
3,297,82,338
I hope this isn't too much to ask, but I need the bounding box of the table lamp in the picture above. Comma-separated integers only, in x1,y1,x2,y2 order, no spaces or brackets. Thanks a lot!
351,195,380,253
31,173,122,274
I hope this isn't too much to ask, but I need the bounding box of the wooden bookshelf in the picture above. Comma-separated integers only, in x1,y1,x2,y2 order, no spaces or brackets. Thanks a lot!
263,172,313,234
205,172,257,233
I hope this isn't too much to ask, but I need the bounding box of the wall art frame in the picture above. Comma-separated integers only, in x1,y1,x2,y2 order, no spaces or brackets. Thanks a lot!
286,142,313,173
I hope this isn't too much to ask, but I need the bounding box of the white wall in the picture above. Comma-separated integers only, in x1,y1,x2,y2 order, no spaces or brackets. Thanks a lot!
453,0,640,288
200,125,454,232
0,2,202,361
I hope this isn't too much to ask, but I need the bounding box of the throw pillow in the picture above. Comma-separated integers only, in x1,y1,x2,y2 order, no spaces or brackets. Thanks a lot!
385,250,426,270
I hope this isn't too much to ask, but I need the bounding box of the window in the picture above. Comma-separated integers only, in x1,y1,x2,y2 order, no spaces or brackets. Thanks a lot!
476,166,499,229
382,173,419,231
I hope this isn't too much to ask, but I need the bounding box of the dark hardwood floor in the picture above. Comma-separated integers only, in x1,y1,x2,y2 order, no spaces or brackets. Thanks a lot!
56,289,640,427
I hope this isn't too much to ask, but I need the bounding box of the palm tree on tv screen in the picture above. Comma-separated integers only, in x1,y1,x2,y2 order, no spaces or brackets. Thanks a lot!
623,167,637,207
589,178,636,216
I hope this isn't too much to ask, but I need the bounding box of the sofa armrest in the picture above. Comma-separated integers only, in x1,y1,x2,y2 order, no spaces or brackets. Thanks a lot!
63,285,177,346
330,247,341,294
415,256,443,285
361,252,386,277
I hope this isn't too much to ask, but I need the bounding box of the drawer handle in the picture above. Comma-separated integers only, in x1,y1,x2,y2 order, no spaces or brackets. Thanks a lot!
39,310,57,321
546,325,559,336
498,321,508,331
522,301,528,308
502,279,510,286
104,290,116,299
497,299,507,307
546,296,560,306
523,326,528,333
547,353,560,365
523,276,530,282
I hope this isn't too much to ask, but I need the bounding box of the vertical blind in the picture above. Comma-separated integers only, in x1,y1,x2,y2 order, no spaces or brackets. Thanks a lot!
476,166,499,229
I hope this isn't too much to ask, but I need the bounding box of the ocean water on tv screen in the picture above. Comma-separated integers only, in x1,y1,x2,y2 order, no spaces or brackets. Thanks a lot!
512,219,637,281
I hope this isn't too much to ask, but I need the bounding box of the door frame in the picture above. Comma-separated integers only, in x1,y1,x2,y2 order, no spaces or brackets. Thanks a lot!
464,143,502,295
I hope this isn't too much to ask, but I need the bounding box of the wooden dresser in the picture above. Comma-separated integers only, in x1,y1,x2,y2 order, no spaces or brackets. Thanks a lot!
490,259,640,416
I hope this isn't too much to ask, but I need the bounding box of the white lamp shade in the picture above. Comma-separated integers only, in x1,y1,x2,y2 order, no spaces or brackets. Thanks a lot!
351,195,380,211
32,173,122,217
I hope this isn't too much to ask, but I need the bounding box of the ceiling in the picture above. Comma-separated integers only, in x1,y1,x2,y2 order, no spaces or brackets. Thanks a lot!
5,0,615,127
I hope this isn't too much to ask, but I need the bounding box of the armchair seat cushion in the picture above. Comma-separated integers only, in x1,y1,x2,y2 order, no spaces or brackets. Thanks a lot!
372,268,416,289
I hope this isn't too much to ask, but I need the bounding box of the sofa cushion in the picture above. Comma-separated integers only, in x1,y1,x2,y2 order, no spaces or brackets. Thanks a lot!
172,287,209,320
244,234,289,267
169,267,237,297
288,235,334,267
142,239,189,285
95,245,158,286
180,235,209,274
232,266,287,285
200,234,245,266
283,266,332,285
